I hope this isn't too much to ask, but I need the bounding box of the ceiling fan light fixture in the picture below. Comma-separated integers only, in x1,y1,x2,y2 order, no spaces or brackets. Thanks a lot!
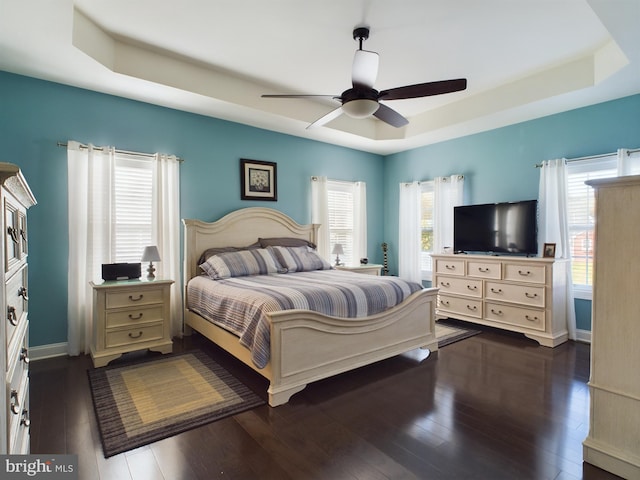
342,99,379,118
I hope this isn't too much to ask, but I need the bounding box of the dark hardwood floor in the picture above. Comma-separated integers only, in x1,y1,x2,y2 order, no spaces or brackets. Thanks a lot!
30,326,623,480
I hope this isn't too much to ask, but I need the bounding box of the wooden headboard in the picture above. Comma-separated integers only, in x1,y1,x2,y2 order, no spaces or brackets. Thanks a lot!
182,207,319,284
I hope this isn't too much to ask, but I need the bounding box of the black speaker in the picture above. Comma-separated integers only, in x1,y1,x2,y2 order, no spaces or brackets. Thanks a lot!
101,263,141,281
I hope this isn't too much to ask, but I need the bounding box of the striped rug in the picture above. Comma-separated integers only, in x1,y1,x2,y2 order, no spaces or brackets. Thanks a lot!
436,320,482,347
88,350,265,457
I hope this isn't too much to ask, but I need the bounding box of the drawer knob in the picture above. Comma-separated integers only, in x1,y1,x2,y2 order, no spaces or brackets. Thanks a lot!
7,305,18,326
10,389,20,415
491,288,503,294
18,286,28,301
467,305,477,311
20,347,29,364
525,293,538,299
478,267,489,272
445,264,456,270
441,300,450,306
129,294,144,301
518,270,531,276
21,409,30,428
440,281,451,288
491,309,503,316
467,285,477,291
128,313,144,320
129,331,144,339
525,315,539,322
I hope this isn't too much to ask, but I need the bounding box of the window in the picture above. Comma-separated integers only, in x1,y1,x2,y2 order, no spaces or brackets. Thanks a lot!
327,180,356,265
113,154,154,262
420,181,435,275
566,149,640,299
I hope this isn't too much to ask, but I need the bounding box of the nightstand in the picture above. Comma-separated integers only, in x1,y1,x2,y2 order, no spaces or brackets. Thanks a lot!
335,264,382,276
89,278,174,367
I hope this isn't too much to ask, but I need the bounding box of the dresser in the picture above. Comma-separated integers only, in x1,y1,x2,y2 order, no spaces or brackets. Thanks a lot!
1,163,36,454
583,175,640,478
431,254,569,347
90,278,174,367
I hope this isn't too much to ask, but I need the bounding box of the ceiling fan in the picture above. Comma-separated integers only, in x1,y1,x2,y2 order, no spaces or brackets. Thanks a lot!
262,26,467,129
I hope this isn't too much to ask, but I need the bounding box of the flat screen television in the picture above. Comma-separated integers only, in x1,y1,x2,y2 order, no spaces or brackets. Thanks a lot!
453,200,538,255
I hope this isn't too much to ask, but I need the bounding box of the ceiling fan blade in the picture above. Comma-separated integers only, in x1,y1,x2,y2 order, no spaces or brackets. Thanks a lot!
378,78,467,101
307,106,344,129
373,103,408,128
352,50,379,89
262,94,338,99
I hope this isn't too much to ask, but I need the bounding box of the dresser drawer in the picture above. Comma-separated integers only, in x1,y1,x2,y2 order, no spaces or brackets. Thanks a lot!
485,282,545,308
435,276,482,298
485,301,545,331
105,323,164,348
434,258,465,276
504,263,546,284
106,287,165,309
106,305,164,329
438,295,482,318
467,260,501,280
5,266,28,350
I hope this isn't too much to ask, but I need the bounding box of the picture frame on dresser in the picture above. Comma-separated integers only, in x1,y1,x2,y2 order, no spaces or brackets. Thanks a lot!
543,243,556,258
240,159,277,201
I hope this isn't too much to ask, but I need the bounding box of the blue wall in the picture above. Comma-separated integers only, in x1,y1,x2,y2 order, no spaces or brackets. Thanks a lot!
383,94,640,331
0,72,383,347
2,70,639,346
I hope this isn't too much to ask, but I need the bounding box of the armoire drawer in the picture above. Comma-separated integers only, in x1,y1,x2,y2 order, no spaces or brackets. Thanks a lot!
5,266,28,350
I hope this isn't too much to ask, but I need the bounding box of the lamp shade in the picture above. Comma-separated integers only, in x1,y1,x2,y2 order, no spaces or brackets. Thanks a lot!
342,99,379,119
332,244,344,255
141,245,161,262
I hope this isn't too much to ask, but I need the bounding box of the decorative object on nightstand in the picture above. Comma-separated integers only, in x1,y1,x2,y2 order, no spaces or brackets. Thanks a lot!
89,278,174,367
360,258,368,265
141,245,161,279
381,242,389,275
332,244,344,266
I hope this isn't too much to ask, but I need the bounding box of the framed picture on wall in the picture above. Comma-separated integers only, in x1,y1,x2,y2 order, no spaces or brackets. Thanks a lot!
543,242,556,258
240,159,277,201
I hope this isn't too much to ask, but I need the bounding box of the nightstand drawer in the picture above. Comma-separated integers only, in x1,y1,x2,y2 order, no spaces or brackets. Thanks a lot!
106,288,164,309
106,305,164,328
105,323,164,348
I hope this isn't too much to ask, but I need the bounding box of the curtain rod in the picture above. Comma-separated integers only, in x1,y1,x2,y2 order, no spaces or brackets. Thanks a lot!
534,148,640,168
57,142,184,162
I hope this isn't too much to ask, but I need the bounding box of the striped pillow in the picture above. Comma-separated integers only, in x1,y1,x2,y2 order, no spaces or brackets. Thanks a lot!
268,245,332,272
200,248,284,279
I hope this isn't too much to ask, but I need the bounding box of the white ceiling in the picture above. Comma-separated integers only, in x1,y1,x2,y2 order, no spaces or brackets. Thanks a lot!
1,0,638,155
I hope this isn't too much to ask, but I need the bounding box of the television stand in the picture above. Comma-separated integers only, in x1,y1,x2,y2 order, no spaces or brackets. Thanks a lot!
431,254,569,347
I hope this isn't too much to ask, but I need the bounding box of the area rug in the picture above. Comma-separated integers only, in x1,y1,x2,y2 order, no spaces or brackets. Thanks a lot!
88,350,265,457
436,320,482,347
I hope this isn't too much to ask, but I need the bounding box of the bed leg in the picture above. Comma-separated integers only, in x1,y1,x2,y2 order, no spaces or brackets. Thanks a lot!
267,383,307,407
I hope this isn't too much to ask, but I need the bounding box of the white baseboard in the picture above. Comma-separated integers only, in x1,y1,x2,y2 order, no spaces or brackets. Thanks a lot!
29,342,68,361
576,328,592,344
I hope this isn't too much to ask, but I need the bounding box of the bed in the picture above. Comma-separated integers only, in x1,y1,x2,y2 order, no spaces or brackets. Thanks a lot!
183,207,438,406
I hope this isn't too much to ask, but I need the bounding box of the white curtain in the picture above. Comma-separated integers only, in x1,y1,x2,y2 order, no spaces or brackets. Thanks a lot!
310,176,330,260
153,153,183,337
538,159,577,340
433,175,465,254
398,181,422,283
353,181,367,262
67,142,115,356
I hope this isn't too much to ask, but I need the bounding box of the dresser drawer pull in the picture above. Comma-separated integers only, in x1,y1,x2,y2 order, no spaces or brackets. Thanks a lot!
20,229,27,242
7,306,18,326
478,267,490,273
21,409,30,428
490,288,503,294
518,270,531,276
10,390,20,415
525,292,538,299
467,285,478,291
129,331,143,339
441,300,450,307
7,226,19,244
128,313,144,320
129,294,144,302
491,308,503,316
440,281,451,288
18,286,28,301
525,315,540,322
445,264,456,270
467,305,477,311
20,347,29,364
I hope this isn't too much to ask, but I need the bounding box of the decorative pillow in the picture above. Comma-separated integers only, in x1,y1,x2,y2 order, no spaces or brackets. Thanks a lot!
268,245,332,273
258,237,317,249
197,242,260,265
200,248,284,279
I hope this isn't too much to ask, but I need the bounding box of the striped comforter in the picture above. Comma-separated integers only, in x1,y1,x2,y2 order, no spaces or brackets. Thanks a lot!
187,270,423,368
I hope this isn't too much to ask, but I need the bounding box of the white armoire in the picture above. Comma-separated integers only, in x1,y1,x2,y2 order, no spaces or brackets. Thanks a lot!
583,175,640,478
1,163,36,454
